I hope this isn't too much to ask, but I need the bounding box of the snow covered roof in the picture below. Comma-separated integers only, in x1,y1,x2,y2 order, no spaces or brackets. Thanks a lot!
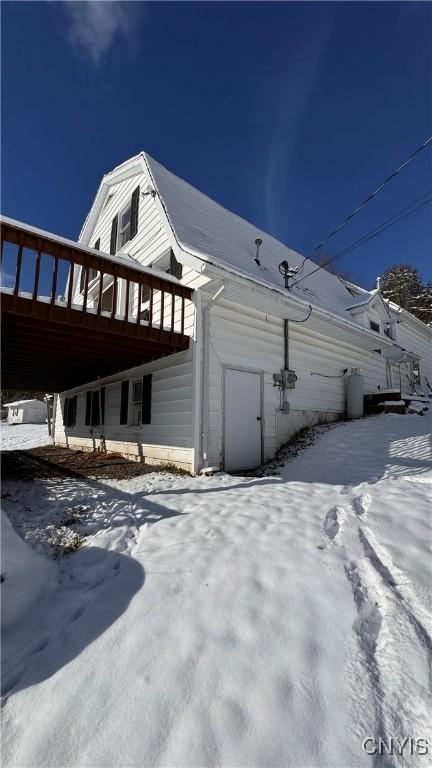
338,278,370,297
4,399,43,408
345,289,380,310
342,278,431,334
143,153,373,322
345,290,393,322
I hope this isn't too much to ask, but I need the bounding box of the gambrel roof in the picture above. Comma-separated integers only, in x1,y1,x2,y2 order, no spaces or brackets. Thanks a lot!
144,154,363,322
81,152,431,337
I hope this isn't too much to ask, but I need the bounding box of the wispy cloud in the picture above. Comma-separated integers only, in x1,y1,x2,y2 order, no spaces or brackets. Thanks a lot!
264,24,332,235
61,1,141,65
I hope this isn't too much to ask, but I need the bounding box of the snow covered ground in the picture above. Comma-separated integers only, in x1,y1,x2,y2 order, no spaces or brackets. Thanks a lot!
0,422,51,451
1,413,431,768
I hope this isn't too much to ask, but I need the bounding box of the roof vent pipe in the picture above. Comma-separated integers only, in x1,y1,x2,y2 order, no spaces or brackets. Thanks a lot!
255,238,262,266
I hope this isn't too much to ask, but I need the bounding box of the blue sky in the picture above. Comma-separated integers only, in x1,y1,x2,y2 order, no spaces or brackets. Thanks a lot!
2,1,431,289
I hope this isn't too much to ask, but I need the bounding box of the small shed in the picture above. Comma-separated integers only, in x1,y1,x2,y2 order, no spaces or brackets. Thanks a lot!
4,399,46,425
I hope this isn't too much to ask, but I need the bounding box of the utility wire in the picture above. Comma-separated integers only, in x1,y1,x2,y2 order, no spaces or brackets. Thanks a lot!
330,195,432,262
334,189,432,253
293,135,432,278
291,193,432,289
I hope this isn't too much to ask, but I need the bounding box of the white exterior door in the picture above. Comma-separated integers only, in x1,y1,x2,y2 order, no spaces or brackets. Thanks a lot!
224,368,262,471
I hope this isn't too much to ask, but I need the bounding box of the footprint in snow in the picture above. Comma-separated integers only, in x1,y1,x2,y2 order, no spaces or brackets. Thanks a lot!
323,507,344,541
347,570,383,655
352,494,371,517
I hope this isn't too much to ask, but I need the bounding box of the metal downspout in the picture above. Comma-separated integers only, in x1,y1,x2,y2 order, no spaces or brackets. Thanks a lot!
201,283,225,469
284,318,289,371
191,290,202,475
98,376,106,452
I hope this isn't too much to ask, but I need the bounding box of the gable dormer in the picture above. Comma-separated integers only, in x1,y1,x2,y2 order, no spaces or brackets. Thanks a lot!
346,290,395,340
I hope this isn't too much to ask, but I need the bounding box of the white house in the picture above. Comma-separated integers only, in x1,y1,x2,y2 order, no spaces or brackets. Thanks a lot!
5,399,46,425
52,153,432,473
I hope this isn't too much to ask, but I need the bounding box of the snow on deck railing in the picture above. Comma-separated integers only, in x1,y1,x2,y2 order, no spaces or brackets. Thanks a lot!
1,216,193,337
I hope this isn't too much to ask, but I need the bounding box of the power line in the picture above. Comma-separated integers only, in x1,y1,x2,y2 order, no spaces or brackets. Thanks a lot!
293,195,432,288
329,193,432,261
291,192,432,289
294,134,432,277
319,190,432,263
332,197,431,262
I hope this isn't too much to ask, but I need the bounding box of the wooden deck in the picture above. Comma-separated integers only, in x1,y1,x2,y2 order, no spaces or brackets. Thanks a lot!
1,217,193,391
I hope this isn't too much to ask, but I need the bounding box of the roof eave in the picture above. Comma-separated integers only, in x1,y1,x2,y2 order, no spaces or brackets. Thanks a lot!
79,154,147,245
196,259,394,349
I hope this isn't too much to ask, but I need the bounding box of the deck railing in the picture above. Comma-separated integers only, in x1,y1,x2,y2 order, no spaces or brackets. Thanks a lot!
1,218,193,340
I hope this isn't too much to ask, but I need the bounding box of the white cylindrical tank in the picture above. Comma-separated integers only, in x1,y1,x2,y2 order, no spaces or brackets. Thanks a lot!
346,369,364,419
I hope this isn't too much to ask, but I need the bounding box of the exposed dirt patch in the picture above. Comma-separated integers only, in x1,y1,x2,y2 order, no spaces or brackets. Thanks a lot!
1,446,190,482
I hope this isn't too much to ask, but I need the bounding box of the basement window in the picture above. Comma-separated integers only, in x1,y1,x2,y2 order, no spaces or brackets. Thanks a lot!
369,320,380,333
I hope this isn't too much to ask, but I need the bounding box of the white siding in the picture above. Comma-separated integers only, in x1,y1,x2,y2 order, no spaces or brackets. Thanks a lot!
128,265,206,338
390,314,432,393
53,348,195,471
7,402,46,424
65,162,432,473
85,172,170,265
205,298,393,467
73,170,206,337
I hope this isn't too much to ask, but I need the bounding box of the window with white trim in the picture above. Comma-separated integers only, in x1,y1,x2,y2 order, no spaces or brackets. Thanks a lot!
118,202,132,249
370,320,380,333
